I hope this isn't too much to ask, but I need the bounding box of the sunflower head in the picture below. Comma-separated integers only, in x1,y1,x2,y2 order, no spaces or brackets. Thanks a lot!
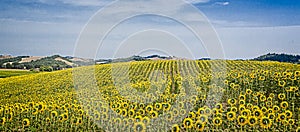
213,117,222,127
23,118,30,127
183,118,193,129
238,115,248,126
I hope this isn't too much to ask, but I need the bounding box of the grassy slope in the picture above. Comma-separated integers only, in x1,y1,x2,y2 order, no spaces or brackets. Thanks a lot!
0,69,38,78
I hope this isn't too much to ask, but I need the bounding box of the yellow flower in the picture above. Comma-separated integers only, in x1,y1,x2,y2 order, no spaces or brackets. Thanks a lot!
285,110,292,119
154,103,162,111
280,101,288,109
194,120,205,131
278,80,286,87
171,124,180,132
226,111,236,121
278,93,286,100
253,109,263,118
260,116,272,129
23,118,30,127
246,89,252,95
183,118,193,129
213,117,222,126
76,118,83,125
238,115,248,126
228,98,236,106
0,117,5,125
248,116,257,127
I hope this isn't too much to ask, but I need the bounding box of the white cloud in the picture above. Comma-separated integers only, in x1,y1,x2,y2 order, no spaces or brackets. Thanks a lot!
185,0,210,4
58,0,113,6
214,1,229,6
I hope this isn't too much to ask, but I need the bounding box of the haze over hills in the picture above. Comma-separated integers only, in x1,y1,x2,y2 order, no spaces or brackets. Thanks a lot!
0,53,299,71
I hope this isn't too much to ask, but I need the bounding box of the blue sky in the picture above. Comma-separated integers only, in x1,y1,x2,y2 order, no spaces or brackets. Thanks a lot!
0,0,299,59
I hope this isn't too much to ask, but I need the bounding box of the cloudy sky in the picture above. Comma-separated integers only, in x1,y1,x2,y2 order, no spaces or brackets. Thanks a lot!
0,0,299,59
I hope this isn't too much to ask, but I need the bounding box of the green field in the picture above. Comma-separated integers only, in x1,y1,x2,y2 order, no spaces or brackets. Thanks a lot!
0,70,38,78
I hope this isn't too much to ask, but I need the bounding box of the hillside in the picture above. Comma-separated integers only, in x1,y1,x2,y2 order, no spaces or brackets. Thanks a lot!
253,53,300,63
0,55,75,71
0,60,299,131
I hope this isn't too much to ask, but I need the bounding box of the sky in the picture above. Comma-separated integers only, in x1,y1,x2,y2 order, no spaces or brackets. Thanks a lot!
0,0,300,59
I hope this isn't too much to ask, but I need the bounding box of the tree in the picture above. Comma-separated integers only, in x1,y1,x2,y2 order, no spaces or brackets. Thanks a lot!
5,63,12,69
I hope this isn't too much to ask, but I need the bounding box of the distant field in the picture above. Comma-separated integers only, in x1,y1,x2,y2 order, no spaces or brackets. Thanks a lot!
0,69,37,78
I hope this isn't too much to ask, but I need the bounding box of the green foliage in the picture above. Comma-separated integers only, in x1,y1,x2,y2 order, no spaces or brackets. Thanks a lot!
0,55,72,71
253,53,300,63
0,70,37,78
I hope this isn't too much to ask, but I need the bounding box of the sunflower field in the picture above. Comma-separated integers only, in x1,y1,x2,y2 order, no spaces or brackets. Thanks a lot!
0,60,299,131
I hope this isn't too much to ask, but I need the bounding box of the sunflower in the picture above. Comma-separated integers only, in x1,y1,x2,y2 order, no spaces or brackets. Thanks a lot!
133,115,142,123
7,112,13,121
239,94,246,100
246,89,252,95
154,103,162,111
121,109,127,117
150,110,158,118
246,103,253,109
231,107,238,113
23,118,30,127
142,116,150,124
285,110,292,119
260,116,272,129
216,103,223,110
45,117,50,123
71,117,77,125
180,109,186,116
288,119,294,125
228,98,236,106
94,111,101,121
62,113,68,121
204,108,211,115
145,105,153,113
183,118,193,129
239,100,246,106
198,108,205,115
237,115,248,126
280,101,288,109
122,102,129,109
188,112,196,119
268,113,276,120
128,109,135,118
239,105,246,112
194,120,206,131
213,117,222,127
261,107,267,114
77,109,84,116
248,116,257,127
241,109,250,117
172,109,179,117
278,93,286,100
253,109,263,118
224,80,229,85
278,80,286,87
172,124,180,132
278,113,286,121
162,103,171,111
266,101,272,108
198,115,208,123
260,95,266,102
226,111,236,121
272,105,280,112
32,108,38,115
0,117,5,125
76,118,83,125
297,127,300,132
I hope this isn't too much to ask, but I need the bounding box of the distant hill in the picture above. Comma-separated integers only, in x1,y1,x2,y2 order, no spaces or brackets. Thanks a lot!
95,55,176,64
253,53,300,64
0,55,76,71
